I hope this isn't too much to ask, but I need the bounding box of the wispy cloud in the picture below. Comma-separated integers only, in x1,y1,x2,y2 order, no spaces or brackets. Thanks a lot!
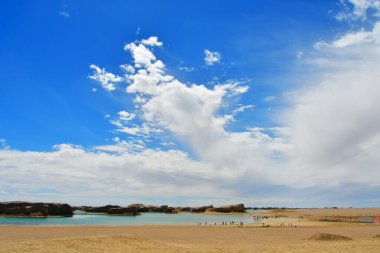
336,0,380,21
263,96,276,102
0,138,10,150
178,65,196,72
204,49,221,65
314,23,380,49
232,105,254,115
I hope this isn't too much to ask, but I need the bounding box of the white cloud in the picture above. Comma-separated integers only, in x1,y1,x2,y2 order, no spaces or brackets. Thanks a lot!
331,28,376,47
275,20,380,188
315,22,380,49
124,44,154,66
0,144,228,205
107,30,380,191
133,95,147,103
118,111,135,121
4,24,380,206
232,105,254,115
94,139,146,154
22,37,282,204
204,49,221,65
110,119,162,137
89,64,123,91
141,36,163,47
120,64,135,74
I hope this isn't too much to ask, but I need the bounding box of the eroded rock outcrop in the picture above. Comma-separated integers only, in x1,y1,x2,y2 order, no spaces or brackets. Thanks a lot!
126,204,176,213
107,207,140,215
127,204,150,212
190,205,213,212
208,204,245,213
175,207,191,212
0,201,73,216
70,203,247,215
84,205,120,213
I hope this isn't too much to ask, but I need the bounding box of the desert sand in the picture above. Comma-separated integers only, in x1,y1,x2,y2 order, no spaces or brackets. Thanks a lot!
1,208,379,252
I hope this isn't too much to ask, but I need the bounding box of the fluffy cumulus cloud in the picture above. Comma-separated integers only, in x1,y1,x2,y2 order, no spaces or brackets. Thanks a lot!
1,36,285,205
204,49,221,65
141,36,163,47
86,27,380,203
89,64,123,91
2,8,380,206
117,111,135,121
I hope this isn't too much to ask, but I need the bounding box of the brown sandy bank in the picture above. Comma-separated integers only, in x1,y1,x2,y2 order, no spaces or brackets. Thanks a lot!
1,224,380,252
251,207,380,218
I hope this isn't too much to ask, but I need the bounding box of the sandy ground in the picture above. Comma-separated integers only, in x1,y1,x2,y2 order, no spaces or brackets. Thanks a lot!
1,208,380,252
252,207,380,217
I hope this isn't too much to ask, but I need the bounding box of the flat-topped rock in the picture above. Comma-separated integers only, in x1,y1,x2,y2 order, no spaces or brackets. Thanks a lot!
208,204,245,213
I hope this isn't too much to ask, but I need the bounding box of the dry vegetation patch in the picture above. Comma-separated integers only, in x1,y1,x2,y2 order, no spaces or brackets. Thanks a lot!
309,233,352,241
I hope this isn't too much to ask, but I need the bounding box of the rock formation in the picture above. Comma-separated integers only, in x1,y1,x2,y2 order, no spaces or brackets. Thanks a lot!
0,201,73,216
84,205,120,213
107,207,140,215
175,207,191,212
126,204,176,213
190,205,213,212
208,204,245,213
127,204,150,212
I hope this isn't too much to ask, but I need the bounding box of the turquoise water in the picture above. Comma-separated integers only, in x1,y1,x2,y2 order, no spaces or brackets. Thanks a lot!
0,212,254,226
245,209,269,213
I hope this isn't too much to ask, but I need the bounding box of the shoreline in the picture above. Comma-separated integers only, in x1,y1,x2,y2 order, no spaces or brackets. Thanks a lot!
1,208,379,252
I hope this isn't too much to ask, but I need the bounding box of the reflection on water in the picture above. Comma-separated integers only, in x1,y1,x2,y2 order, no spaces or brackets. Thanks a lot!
0,212,255,226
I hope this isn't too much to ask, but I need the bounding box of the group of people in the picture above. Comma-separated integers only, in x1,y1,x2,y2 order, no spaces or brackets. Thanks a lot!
196,221,243,226
280,222,293,226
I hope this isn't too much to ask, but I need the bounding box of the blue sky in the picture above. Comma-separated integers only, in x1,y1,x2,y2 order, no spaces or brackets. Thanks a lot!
1,0,380,207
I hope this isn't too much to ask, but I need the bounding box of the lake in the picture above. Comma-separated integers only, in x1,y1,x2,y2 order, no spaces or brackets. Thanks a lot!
0,212,255,226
